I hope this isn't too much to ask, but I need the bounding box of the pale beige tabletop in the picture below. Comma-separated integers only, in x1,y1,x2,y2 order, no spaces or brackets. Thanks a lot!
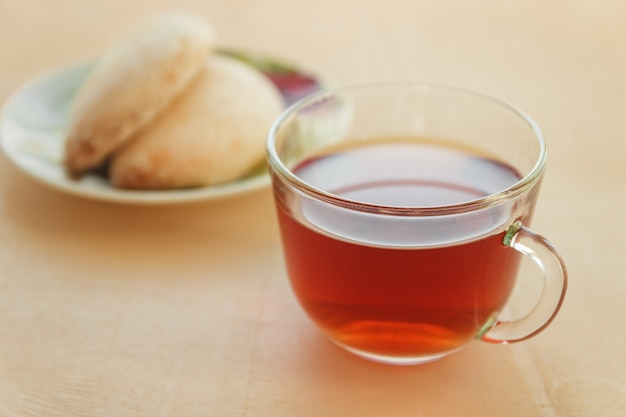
0,1,625,416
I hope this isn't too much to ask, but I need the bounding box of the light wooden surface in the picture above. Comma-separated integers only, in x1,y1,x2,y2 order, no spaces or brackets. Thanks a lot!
1,1,625,416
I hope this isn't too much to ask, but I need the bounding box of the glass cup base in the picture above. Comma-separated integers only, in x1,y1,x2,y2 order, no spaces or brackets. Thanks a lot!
332,340,465,366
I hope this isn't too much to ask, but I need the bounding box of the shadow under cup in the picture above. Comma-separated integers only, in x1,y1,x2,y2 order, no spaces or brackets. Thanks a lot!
267,82,567,365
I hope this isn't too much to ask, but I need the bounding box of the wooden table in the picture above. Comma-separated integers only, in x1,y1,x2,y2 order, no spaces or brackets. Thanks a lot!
1,1,624,415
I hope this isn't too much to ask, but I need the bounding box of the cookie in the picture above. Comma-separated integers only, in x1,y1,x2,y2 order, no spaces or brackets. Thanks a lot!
109,54,284,189
64,12,215,177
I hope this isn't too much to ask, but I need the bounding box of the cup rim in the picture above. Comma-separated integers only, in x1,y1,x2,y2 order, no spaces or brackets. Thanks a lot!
266,81,547,216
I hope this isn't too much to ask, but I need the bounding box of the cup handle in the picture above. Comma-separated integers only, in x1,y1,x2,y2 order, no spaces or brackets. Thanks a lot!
480,221,568,343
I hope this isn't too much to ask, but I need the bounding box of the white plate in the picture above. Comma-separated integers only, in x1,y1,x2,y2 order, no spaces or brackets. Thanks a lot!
0,51,326,204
